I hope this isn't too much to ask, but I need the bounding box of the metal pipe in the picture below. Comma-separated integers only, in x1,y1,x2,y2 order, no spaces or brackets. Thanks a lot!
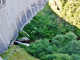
14,41,30,46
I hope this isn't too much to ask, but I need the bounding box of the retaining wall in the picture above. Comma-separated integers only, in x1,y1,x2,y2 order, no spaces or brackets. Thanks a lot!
0,0,48,54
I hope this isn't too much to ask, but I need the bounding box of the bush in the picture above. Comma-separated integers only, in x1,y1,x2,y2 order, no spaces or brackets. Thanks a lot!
64,32,77,41
45,46,53,54
19,2,75,40
52,53,72,60
27,39,52,57
38,52,46,58
17,30,29,39
40,53,72,60
49,0,80,28
62,40,80,55
52,35,64,46
27,32,79,59
63,32,77,45
40,54,53,60
75,27,80,37
52,32,77,46
71,54,80,60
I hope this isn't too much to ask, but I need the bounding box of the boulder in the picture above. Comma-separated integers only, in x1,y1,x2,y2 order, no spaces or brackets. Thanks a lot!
22,37,30,41
16,37,30,41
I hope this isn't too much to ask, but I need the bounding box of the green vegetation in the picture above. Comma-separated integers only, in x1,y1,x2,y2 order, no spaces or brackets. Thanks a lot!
18,3,75,40
2,1,80,60
49,0,80,36
17,30,29,39
27,32,80,60
0,45,39,60
20,2,80,60
40,53,72,60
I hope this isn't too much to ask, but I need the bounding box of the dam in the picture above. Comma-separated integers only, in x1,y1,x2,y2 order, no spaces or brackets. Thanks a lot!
0,0,48,54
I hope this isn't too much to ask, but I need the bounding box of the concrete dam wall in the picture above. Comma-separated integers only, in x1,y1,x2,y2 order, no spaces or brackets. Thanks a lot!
0,0,48,54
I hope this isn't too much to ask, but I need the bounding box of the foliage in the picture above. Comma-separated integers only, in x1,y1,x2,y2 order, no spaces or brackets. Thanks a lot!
27,32,79,59
21,3,75,40
71,54,80,60
40,53,72,60
49,0,80,36
75,27,80,37
40,54,53,60
27,39,53,58
63,32,77,45
52,34,64,47
16,2,80,60
52,32,77,47
52,53,72,60
62,40,80,55
59,20,74,34
17,30,29,39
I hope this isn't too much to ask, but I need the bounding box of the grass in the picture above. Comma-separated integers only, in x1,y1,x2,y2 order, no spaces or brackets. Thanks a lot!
0,45,39,60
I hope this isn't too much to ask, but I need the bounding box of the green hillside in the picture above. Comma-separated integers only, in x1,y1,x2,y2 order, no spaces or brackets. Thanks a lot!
49,0,80,28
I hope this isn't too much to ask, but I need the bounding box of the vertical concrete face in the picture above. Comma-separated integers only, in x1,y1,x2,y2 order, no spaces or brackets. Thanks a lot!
0,37,7,53
31,7,36,16
26,9,32,21
31,3,39,12
16,19,22,31
0,0,49,54
21,13,27,24
0,57,3,60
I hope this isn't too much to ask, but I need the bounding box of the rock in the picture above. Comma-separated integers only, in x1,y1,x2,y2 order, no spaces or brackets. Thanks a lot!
16,37,30,41
22,37,30,41
0,57,3,60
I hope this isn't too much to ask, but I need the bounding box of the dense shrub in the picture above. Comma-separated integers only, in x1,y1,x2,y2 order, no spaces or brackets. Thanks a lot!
62,40,80,55
52,35,64,47
27,32,79,59
17,31,29,39
49,0,80,36
40,53,72,60
17,2,80,60
49,0,80,28
52,53,72,60
27,39,52,57
21,3,75,40
63,32,77,45
71,54,80,60
40,54,53,60
75,27,80,37
64,32,77,41
52,32,77,47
